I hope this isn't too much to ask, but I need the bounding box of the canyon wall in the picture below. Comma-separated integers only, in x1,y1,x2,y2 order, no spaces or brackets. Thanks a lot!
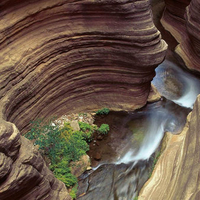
0,120,71,200
0,0,167,132
161,0,200,71
0,0,166,199
139,94,200,200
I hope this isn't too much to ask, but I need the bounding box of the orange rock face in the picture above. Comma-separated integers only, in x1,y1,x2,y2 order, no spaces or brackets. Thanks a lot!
161,0,200,71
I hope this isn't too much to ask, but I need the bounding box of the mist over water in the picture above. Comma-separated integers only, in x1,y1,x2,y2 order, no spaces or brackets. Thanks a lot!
77,59,200,199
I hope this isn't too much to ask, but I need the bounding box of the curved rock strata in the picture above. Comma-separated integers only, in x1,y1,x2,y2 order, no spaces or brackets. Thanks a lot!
0,0,167,199
139,94,200,200
0,0,167,132
0,120,71,200
161,0,200,71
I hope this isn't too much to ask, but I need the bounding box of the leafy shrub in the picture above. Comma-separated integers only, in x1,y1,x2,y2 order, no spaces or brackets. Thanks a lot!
69,184,78,199
97,124,110,135
95,108,110,115
25,118,90,196
50,158,77,187
78,122,97,142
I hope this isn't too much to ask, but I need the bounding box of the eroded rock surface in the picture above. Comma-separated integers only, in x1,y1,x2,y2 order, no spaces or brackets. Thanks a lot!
161,0,200,71
0,120,71,200
139,94,200,200
0,0,167,199
0,0,167,132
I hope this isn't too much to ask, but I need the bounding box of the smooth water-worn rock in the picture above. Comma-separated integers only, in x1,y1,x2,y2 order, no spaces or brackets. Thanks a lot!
0,0,167,133
161,0,200,71
139,94,200,200
0,120,71,200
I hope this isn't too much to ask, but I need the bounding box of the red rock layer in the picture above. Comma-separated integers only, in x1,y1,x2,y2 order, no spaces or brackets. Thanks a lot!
139,95,200,200
161,0,200,71
0,0,167,132
0,120,71,200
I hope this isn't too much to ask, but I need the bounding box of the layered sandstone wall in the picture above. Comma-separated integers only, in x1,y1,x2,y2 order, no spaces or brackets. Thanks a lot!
0,0,167,199
139,94,200,200
0,0,167,132
161,0,200,71
0,120,71,200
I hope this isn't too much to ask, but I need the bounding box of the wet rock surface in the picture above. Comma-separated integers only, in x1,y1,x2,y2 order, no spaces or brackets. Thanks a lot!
77,162,149,200
139,95,200,200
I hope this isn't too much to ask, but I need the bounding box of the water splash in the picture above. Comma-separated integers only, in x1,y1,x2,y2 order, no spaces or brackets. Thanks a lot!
116,103,183,164
78,59,199,199
153,60,200,108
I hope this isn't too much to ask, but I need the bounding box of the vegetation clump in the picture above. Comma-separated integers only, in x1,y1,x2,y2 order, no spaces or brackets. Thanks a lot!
25,119,90,198
149,150,161,177
78,121,97,142
96,108,110,115
97,124,110,135
25,116,110,198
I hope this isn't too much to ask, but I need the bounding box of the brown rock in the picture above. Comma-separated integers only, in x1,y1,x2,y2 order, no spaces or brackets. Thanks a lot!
139,94,200,200
0,0,167,198
147,84,161,103
69,120,80,131
94,152,102,161
0,0,167,133
70,155,91,177
161,0,200,72
0,120,71,200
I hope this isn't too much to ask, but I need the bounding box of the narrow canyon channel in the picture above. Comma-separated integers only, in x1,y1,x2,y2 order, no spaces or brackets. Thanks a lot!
76,57,200,200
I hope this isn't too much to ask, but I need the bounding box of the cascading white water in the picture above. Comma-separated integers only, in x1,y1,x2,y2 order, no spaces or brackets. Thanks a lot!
153,60,200,108
77,59,200,199
117,112,166,163
117,59,200,165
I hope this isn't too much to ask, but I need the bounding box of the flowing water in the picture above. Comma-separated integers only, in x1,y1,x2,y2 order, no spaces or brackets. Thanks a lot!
77,59,200,200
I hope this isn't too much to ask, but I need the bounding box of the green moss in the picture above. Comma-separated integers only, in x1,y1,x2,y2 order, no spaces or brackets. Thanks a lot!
149,151,161,177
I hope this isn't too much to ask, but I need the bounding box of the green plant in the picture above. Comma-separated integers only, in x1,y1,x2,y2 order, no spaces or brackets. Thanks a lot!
25,118,90,193
70,184,78,199
95,108,110,115
78,122,97,142
149,151,161,177
97,124,110,135
50,158,77,187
